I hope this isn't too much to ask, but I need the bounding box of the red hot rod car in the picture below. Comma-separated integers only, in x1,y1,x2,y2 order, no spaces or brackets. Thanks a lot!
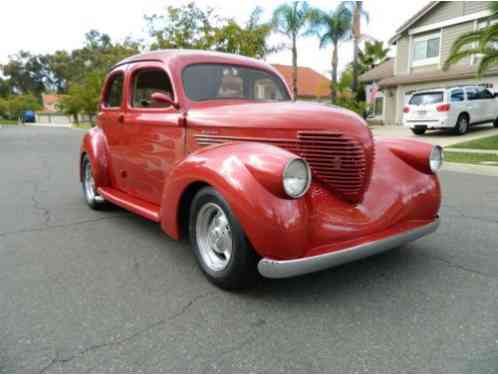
80,50,442,289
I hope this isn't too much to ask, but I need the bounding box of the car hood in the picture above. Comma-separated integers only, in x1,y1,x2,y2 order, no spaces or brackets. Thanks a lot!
187,100,370,142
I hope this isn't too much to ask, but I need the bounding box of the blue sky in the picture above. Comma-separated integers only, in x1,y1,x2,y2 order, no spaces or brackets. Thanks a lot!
1,0,430,76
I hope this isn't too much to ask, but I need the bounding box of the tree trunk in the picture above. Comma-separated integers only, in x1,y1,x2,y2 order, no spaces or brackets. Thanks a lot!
292,33,298,101
73,113,79,125
331,42,338,104
352,2,362,97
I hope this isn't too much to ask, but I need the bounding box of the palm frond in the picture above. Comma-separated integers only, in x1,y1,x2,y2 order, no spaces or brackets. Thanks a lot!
443,48,481,70
449,30,484,53
477,49,498,77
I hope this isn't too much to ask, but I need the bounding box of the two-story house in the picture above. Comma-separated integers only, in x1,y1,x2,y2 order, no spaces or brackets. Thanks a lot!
360,1,498,125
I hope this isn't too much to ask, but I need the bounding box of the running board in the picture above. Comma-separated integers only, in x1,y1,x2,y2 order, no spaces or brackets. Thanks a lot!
98,187,160,222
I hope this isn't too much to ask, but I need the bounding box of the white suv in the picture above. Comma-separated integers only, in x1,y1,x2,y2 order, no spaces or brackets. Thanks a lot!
403,86,498,135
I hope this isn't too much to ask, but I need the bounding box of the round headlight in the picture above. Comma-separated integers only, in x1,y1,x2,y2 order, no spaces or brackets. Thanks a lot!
429,145,444,172
283,158,311,198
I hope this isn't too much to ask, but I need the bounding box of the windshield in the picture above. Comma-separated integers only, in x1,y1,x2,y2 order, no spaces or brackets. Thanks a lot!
409,92,444,105
182,64,290,102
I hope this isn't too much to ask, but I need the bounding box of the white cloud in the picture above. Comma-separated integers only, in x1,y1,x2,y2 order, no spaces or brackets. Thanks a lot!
1,0,430,76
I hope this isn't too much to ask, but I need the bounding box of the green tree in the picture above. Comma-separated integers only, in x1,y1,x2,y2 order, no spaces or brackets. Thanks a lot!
146,2,218,50
215,7,275,59
309,3,353,103
272,1,311,100
443,2,498,76
0,94,42,121
358,40,389,72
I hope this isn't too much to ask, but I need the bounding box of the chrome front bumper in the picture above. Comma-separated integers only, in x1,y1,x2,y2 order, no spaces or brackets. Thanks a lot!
258,218,440,279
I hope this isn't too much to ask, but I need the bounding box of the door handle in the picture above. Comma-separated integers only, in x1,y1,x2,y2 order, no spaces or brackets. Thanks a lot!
118,114,125,124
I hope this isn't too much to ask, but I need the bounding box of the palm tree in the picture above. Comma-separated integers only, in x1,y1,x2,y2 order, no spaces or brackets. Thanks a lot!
443,2,498,76
308,4,353,103
358,40,389,71
272,1,311,100
346,2,369,96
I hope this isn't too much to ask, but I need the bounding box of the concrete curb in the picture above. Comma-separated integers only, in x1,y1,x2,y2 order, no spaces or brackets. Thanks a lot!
442,162,498,176
445,148,498,155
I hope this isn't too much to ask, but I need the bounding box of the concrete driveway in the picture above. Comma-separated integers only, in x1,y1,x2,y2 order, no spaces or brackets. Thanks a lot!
1,127,498,372
372,123,498,147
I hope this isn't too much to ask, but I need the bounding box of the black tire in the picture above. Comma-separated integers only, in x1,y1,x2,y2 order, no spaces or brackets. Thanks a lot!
493,117,498,128
454,114,469,135
411,127,426,135
81,155,107,210
189,187,259,290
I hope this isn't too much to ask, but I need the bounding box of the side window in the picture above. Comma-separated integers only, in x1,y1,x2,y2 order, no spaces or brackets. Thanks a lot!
104,73,124,108
132,69,174,108
466,88,479,101
450,89,464,102
479,88,494,99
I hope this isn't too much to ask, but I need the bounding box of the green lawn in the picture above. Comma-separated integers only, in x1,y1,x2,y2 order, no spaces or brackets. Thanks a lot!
71,123,92,129
445,151,498,166
450,134,498,150
0,119,19,125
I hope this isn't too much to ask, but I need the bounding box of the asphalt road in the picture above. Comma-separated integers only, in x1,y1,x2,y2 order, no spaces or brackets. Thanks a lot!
1,126,498,372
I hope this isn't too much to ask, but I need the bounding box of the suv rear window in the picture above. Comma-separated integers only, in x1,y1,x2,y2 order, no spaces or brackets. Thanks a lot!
409,92,443,105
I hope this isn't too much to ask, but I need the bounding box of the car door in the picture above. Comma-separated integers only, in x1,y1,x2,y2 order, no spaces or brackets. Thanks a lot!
478,88,495,122
465,87,481,123
98,69,130,193
121,62,185,205
449,88,465,126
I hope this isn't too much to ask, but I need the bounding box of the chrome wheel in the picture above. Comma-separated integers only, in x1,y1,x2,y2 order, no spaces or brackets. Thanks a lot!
458,116,468,134
83,160,103,204
195,202,233,272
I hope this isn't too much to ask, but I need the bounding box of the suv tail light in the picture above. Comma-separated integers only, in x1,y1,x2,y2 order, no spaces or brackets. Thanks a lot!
403,106,410,113
436,103,450,112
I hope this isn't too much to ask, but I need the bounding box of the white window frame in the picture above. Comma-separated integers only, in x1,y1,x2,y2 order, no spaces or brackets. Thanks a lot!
411,32,441,67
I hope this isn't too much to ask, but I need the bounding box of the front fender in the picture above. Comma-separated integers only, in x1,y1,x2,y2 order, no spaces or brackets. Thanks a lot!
80,127,111,188
160,142,309,260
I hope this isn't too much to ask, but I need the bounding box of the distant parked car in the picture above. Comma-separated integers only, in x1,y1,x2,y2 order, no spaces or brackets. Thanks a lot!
403,85,498,135
22,111,36,123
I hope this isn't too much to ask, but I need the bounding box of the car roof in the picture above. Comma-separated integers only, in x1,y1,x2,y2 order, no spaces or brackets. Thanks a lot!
112,49,276,74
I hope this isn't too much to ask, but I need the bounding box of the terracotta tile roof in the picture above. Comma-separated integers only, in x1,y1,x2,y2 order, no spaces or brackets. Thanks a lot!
359,59,394,83
379,65,498,88
272,64,332,98
42,94,63,113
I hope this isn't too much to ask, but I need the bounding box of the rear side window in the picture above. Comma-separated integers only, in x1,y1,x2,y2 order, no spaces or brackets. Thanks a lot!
131,69,174,108
104,73,124,108
450,89,464,102
466,87,479,100
409,92,443,105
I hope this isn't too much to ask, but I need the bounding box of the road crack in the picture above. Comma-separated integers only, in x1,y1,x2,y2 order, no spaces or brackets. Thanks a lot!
39,292,215,372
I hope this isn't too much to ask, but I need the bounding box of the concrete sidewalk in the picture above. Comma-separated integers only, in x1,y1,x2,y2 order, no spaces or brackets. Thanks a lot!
371,123,498,147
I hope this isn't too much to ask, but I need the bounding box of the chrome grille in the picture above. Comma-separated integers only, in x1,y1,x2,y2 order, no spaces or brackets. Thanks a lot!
194,132,372,204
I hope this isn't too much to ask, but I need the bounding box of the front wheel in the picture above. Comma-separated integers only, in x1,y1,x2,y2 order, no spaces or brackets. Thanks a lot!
189,187,258,290
411,127,426,135
82,155,107,210
454,114,469,135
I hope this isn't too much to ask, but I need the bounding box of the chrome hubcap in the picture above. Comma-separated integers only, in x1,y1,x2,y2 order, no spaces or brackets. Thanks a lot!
84,161,103,203
196,203,233,272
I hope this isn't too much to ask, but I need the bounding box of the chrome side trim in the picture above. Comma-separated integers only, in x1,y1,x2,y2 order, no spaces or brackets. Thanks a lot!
258,218,440,279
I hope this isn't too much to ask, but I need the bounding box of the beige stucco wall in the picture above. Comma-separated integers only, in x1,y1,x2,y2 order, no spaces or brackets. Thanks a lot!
395,37,410,75
441,21,474,66
413,2,490,28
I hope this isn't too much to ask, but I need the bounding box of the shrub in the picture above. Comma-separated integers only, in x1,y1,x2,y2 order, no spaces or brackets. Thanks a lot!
333,97,367,118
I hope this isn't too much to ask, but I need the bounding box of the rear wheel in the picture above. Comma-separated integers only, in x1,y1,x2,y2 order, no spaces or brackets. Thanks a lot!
189,187,258,290
493,117,498,128
411,127,426,135
454,114,469,135
82,155,107,210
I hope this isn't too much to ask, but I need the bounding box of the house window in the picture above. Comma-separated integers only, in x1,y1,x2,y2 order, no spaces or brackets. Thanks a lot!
374,97,383,116
412,33,440,67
